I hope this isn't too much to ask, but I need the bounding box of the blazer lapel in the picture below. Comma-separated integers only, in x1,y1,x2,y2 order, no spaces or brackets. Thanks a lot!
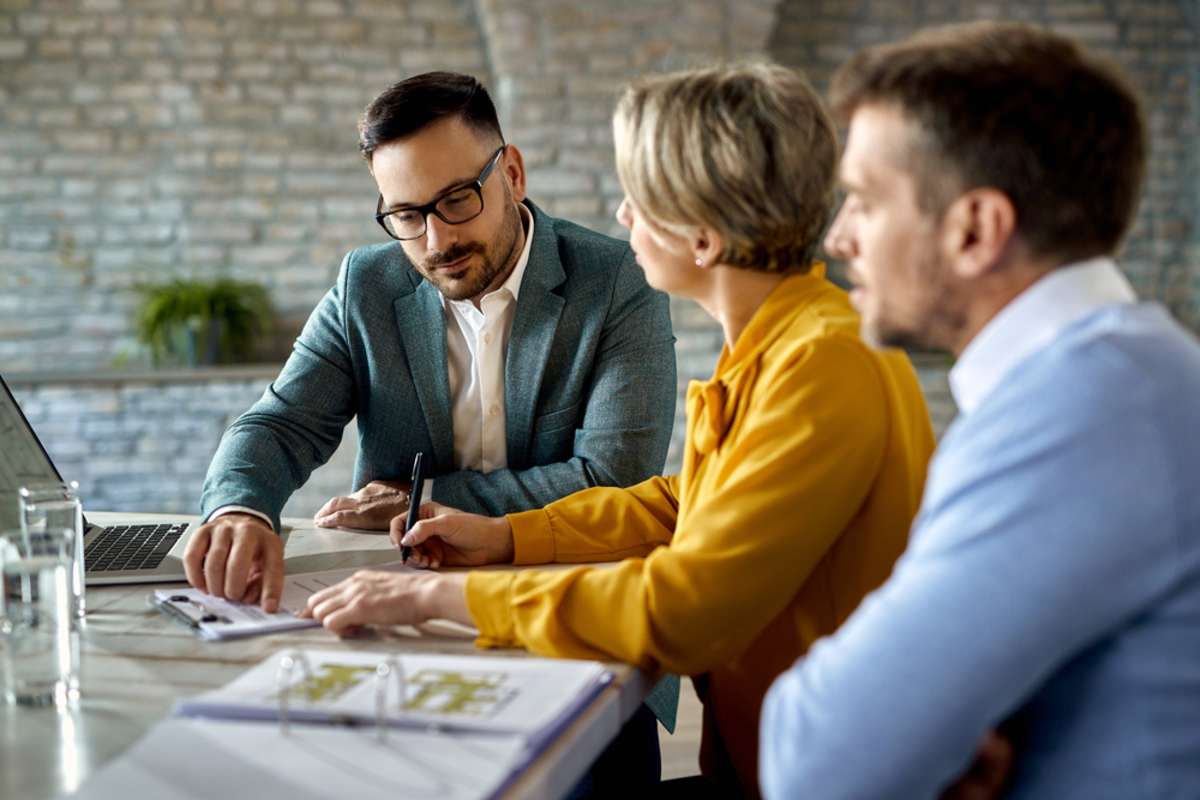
506,204,566,466
394,280,455,471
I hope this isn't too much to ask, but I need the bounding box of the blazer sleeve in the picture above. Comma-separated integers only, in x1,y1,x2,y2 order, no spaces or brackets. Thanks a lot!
199,254,357,532
430,247,677,515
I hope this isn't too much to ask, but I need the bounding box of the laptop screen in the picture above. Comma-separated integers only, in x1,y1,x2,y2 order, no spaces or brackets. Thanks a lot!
0,375,66,531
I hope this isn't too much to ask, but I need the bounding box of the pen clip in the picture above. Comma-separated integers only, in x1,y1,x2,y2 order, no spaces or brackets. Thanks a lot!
410,451,423,484
157,595,202,631
160,594,231,626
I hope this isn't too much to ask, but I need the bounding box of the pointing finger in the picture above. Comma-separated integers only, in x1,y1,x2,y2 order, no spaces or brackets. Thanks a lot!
259,536,285,613
183,525,212,593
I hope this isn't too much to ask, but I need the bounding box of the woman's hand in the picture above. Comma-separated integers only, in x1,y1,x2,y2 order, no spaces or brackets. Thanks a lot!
301,570,470,636
391,502,515,568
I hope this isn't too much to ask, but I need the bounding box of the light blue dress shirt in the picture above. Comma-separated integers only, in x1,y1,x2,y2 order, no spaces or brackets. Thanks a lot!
760,259,1200,799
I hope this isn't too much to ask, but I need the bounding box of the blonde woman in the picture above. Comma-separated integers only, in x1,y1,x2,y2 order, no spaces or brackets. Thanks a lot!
304,63,935,797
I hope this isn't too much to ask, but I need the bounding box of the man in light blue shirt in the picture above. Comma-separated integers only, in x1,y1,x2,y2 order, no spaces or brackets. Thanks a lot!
761,22,1200,800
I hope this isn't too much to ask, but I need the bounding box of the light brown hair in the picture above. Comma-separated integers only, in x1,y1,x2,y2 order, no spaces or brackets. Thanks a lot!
614,62,838,273
830,21,1147,264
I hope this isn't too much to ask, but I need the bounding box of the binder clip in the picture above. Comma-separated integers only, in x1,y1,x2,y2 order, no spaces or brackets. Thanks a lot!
275,649,314,736
373,657,406,743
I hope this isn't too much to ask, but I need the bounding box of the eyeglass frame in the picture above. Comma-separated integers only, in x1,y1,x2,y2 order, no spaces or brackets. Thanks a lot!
374,144,508,241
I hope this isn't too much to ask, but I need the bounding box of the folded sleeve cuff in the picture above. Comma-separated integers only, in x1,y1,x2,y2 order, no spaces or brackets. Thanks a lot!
466,571,518,649
207,505,276,533
508,508,556,565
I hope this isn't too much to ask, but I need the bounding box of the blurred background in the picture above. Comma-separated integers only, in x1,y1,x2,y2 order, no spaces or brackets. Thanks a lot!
1,0,1197,520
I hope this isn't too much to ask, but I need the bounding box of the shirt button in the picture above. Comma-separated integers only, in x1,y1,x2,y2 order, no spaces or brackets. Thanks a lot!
482,332,493,345
489,405,500,417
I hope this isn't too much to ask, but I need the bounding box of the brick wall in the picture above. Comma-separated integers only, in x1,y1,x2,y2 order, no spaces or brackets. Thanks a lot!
2,2,1196,365
0,0,489,371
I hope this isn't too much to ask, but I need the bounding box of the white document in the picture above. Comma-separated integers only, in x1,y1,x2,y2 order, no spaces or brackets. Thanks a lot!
63,717,529,800
177,648,613,752
153,561,411,640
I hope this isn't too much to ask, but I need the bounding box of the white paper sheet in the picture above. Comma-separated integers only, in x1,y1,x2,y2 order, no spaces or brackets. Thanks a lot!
153,561,411,640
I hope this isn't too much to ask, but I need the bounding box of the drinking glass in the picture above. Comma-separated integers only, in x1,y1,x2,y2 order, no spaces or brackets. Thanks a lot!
19,481,85,622
0,528,80,707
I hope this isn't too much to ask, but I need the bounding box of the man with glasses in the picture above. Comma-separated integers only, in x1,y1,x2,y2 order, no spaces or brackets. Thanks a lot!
183,72,676,623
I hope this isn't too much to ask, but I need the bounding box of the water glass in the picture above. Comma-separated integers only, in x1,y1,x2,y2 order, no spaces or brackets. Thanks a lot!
0,528,80,708
19,482,85,622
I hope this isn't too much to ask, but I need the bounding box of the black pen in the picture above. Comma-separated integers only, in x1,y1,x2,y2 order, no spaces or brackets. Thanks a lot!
401,452,425,563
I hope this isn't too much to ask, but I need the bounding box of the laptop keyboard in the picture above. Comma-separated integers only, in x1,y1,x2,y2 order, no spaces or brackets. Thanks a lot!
85,523,188,572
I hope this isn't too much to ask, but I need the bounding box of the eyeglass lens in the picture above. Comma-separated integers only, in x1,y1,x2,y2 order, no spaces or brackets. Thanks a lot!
381,186,483,240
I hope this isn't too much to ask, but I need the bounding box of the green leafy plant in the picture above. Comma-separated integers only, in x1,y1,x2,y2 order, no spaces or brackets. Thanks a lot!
135,279,272,367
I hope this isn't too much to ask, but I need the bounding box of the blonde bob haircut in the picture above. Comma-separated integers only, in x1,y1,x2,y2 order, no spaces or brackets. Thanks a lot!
613,62,838,273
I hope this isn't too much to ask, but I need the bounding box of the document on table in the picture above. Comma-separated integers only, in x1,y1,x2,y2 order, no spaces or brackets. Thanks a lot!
177,648,614,749
153,561,411,640
62,717,529,800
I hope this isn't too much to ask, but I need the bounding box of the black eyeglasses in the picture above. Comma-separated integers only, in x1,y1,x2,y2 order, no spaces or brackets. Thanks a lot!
375,145,507,241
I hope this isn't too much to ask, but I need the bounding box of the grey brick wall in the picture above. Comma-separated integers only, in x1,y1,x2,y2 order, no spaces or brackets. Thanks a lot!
0,0,489,371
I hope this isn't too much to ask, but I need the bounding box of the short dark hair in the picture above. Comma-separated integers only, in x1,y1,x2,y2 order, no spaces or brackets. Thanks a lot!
358,71,504,161
830,22,1147,264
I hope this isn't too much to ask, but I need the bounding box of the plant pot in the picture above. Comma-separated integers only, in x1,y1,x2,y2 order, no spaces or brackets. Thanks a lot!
166,318,223,367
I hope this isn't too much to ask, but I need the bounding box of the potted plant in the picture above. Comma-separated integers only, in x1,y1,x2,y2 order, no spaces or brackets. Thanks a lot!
134,278,272,367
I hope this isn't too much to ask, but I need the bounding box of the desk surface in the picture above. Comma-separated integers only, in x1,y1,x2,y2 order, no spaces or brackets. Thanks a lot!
3,512,649,800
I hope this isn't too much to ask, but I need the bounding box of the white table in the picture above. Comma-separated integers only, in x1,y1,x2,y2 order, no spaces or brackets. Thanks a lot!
2,512,651,800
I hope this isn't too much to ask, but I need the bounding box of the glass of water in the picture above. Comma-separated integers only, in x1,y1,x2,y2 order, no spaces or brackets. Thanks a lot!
0,528,80,708
19,481,85,623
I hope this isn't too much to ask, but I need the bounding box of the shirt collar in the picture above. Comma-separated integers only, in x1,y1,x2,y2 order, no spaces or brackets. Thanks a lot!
948,257,1137,415
446,203,534,314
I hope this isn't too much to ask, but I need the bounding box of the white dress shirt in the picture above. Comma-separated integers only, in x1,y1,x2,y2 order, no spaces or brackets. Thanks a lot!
213,204,535,528
948,257,1137,415
443,203,534,473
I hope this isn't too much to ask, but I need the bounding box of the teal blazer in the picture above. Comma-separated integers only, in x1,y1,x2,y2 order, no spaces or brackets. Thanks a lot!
200,201,677,532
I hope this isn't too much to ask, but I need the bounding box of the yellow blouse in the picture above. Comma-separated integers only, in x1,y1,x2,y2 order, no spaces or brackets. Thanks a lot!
467,265,935,795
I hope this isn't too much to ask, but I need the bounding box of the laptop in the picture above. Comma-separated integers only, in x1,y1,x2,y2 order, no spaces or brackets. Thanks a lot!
1,372,194,585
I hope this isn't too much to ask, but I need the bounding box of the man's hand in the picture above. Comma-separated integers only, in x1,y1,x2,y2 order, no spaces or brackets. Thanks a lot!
940,730,1014,800
182,513,284,612
301,570,471,636
391,502,515,568
314,480,411,530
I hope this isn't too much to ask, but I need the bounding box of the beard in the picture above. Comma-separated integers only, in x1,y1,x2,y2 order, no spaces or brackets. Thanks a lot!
865,246,967,352
417,194,524,303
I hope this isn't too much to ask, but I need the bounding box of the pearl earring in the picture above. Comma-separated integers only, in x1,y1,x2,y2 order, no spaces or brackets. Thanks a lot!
695,258,703,267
